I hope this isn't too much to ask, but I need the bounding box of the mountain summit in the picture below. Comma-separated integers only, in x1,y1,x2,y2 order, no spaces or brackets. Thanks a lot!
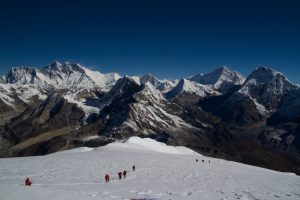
190,66,245,93
240,67,298,110
2,62,121,91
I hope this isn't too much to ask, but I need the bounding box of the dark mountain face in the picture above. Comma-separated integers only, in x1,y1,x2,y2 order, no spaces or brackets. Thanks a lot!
1,94,86,156
268,88,300,124
97,77,142,137
0,97,28,125
0,84,45,126
240,67,298,110
96,78,205,147
0,63,300,174
200,92,265,126
255,88,300,157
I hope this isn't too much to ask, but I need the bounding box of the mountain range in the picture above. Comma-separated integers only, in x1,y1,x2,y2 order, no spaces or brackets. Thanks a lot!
0,62,299,174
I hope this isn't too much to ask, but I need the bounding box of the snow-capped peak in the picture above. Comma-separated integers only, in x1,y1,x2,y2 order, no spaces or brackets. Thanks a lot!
212,66,230,75
44,62,85,74
128,74,178,94
239,67,298,110
4,66,40,85
166,78,217,98
190,66,245,92
45,61,62,70
82,67,121,89
2,62,121,91
140,74,162,87
242,67,294,88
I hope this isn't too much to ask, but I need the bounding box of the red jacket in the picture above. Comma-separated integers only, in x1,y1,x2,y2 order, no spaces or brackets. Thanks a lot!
25,178,32,186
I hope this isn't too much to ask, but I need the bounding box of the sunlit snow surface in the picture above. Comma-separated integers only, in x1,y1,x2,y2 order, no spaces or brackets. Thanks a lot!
0,137,299,200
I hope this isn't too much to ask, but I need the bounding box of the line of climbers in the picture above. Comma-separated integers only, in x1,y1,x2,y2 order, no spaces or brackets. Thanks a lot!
24,165,136,186
105,165,135,183
24,159,216,186
195,159,210,163
24,160,216,186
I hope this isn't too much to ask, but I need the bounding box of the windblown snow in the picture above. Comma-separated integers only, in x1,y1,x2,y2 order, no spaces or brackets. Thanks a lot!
0,137,299,200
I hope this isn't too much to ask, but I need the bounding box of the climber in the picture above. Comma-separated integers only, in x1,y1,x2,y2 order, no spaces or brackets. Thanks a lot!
104,174,110,183
25,177,32,186
118,172,122,180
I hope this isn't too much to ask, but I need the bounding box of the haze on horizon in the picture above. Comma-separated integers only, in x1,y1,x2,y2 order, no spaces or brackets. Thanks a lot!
0,0,299,83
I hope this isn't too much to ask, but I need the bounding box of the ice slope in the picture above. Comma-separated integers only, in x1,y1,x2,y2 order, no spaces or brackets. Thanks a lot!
0,137,300,200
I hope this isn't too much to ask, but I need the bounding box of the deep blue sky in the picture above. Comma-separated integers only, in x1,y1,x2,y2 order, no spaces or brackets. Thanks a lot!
0,0,299,83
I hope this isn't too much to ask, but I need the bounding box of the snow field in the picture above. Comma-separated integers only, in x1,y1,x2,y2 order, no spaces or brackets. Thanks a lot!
0,137,299,200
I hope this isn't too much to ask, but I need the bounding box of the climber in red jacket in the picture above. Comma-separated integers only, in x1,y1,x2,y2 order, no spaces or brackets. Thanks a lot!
25,177,32,186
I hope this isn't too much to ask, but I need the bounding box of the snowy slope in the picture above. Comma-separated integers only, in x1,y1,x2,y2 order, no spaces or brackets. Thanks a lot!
0,83,47,107
157,79,179,93
190,66,245,92
166,79,218,98
131,74,179,93
139,74,162,88
103,136,199,155
63,90,101,120
0,137,299,200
